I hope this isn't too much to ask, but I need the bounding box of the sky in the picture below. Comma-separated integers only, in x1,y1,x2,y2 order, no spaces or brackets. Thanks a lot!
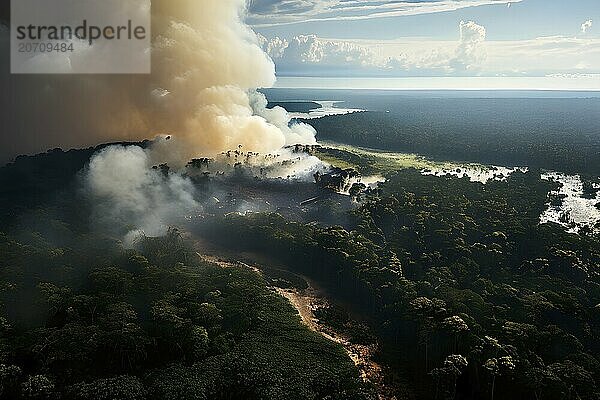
247,0,600,86
0,0,597,162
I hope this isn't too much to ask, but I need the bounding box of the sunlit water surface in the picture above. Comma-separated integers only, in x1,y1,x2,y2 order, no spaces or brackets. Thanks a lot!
540,172,600,234
289,101,365,120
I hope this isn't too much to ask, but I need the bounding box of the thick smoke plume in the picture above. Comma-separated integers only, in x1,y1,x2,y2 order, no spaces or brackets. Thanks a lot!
0,0,316,163
77,0,320,240
85,145,198,243
147,0,316,165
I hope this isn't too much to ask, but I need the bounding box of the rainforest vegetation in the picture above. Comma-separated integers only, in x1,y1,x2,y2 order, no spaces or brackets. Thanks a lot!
307,99,600,175
0,100,599,399
202,168,600,400
267,101,321,113
0,154,371,399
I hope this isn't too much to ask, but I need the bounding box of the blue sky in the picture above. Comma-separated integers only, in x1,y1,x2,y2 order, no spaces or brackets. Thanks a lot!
250,0,598,40
246,0,600,84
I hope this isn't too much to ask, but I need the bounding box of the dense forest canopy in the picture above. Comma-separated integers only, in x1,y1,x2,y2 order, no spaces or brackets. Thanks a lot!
0,150,372,399
0,90,599,399
308,107,600,176
202,167,600,399
263,90,600,176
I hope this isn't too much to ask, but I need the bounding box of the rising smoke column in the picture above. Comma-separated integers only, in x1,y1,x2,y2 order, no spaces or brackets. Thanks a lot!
0,0,316,163
147,0,316,165
85,145,198,240
83,0,319,239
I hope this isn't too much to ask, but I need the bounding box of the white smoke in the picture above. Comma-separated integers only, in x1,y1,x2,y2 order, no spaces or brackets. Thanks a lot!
85,145,198,242
249,91,317,145
1,0,317,162
82,0,320,238
142,0,317,164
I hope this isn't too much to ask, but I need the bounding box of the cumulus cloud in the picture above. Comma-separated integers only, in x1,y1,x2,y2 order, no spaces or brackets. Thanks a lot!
281,35,380,67
581,19,593,34
453,20,487,71
259,20,487,75
257,33,289,59
258,33,390,76
260,20,600,77
248,0,522,26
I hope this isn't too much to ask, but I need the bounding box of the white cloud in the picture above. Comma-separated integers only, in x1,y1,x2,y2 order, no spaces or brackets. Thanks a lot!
257,33,289,59
260,21,488,75
454,21,487,71
483,36,600,75
279,35,380,66
259,23,600,77
248,0,523,26
581,19,593,34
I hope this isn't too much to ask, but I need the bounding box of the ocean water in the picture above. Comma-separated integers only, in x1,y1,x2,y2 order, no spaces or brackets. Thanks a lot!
272,76,600,93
